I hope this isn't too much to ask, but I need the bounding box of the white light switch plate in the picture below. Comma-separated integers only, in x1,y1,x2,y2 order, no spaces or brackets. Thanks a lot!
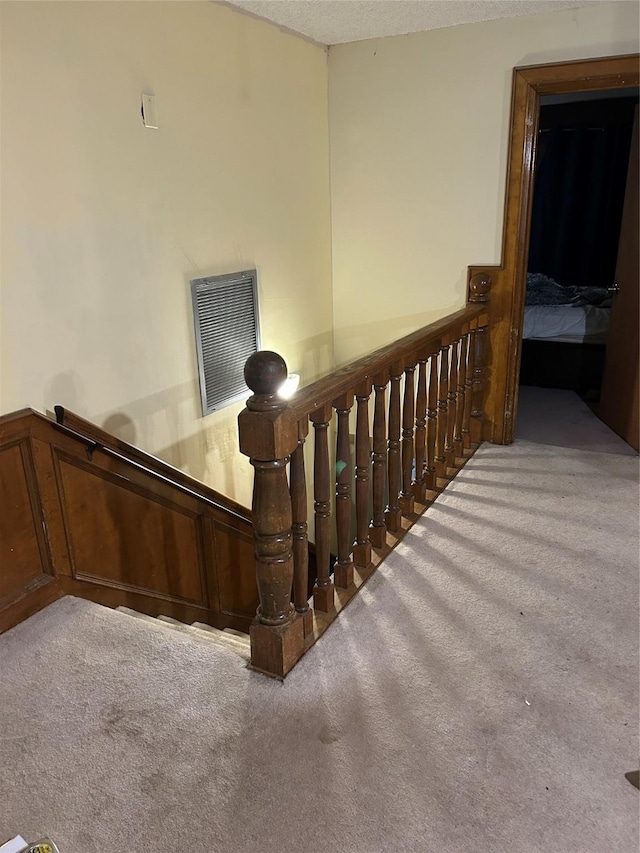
141,92,158,129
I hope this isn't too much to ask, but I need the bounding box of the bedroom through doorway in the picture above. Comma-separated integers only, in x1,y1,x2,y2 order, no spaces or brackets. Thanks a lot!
516,88,639,453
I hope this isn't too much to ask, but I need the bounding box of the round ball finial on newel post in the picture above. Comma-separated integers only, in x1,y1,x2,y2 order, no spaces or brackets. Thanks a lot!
244,350,288,412
468,271,492,304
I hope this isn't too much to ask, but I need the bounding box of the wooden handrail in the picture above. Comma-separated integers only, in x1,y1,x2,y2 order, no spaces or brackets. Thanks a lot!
50,410,251,525
285,304,483,422
54,406,251,523
238,301,490,678
238,304,485,466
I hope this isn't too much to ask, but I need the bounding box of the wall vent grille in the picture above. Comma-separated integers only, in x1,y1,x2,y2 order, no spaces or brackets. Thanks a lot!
191,270,260,415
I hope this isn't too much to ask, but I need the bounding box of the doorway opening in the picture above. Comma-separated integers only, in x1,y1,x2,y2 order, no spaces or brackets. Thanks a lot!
474,54,640,451
516,89,639,453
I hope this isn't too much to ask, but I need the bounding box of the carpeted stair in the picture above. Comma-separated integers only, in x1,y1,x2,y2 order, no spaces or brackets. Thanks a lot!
115,607,250,661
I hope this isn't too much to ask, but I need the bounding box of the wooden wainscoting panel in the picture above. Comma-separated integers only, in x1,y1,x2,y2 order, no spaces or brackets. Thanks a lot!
0,438,55,607
211,519,258,629
1,408,258,636
54,450,210,607
0,432,61,634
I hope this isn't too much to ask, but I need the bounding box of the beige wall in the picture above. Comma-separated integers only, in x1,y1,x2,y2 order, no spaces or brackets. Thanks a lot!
2,1,639,509
328,2,640,365
0,1,332,507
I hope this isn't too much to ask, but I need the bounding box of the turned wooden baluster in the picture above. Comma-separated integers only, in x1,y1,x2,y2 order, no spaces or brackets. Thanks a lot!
353,380,372,568
399,361,416,516
290,418,313,636
412,350,428,502
369,371,388,549
445,335,460,468
454,329,468,458
424,342,439,491
462,328,475,449
310,403,334,611
435,339,449,479
238,351,303,678
385,361,403,533
334,393,354,588
471,322,487,444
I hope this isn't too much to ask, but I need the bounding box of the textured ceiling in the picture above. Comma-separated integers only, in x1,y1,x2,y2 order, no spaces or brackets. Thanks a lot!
223,0,603,46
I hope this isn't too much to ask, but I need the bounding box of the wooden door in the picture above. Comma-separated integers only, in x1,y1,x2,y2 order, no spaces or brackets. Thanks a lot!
599,106,639,451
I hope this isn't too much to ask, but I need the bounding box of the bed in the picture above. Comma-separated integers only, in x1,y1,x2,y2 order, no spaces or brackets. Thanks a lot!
523,303,610,345
520,274,611,393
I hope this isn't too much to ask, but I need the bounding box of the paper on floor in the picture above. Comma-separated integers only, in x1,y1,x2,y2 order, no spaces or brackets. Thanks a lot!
0,838,27,853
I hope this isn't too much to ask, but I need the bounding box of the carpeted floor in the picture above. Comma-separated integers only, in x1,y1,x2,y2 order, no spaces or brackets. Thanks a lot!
1,439,638,853
516,385,638,455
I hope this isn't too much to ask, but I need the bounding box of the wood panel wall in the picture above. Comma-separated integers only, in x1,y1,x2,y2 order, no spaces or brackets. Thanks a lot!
0,408,258,636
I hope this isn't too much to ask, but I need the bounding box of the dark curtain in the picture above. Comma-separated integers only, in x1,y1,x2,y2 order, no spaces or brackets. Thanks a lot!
528,100,636,289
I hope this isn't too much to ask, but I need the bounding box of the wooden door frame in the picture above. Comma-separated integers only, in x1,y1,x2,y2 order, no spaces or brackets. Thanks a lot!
468,54,639,445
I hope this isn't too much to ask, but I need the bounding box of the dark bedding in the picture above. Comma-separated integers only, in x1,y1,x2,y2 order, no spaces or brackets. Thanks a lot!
525,273,610,308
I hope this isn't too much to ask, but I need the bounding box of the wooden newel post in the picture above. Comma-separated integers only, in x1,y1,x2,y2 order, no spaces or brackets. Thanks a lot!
468,272,491,445
238,351,304,678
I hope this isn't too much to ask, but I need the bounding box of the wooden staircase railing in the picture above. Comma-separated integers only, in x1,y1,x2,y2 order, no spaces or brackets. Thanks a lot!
2,276,491,676
239,294,490,677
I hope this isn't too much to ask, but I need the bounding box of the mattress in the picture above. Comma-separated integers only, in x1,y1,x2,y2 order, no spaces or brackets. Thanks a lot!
523,304,610,344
